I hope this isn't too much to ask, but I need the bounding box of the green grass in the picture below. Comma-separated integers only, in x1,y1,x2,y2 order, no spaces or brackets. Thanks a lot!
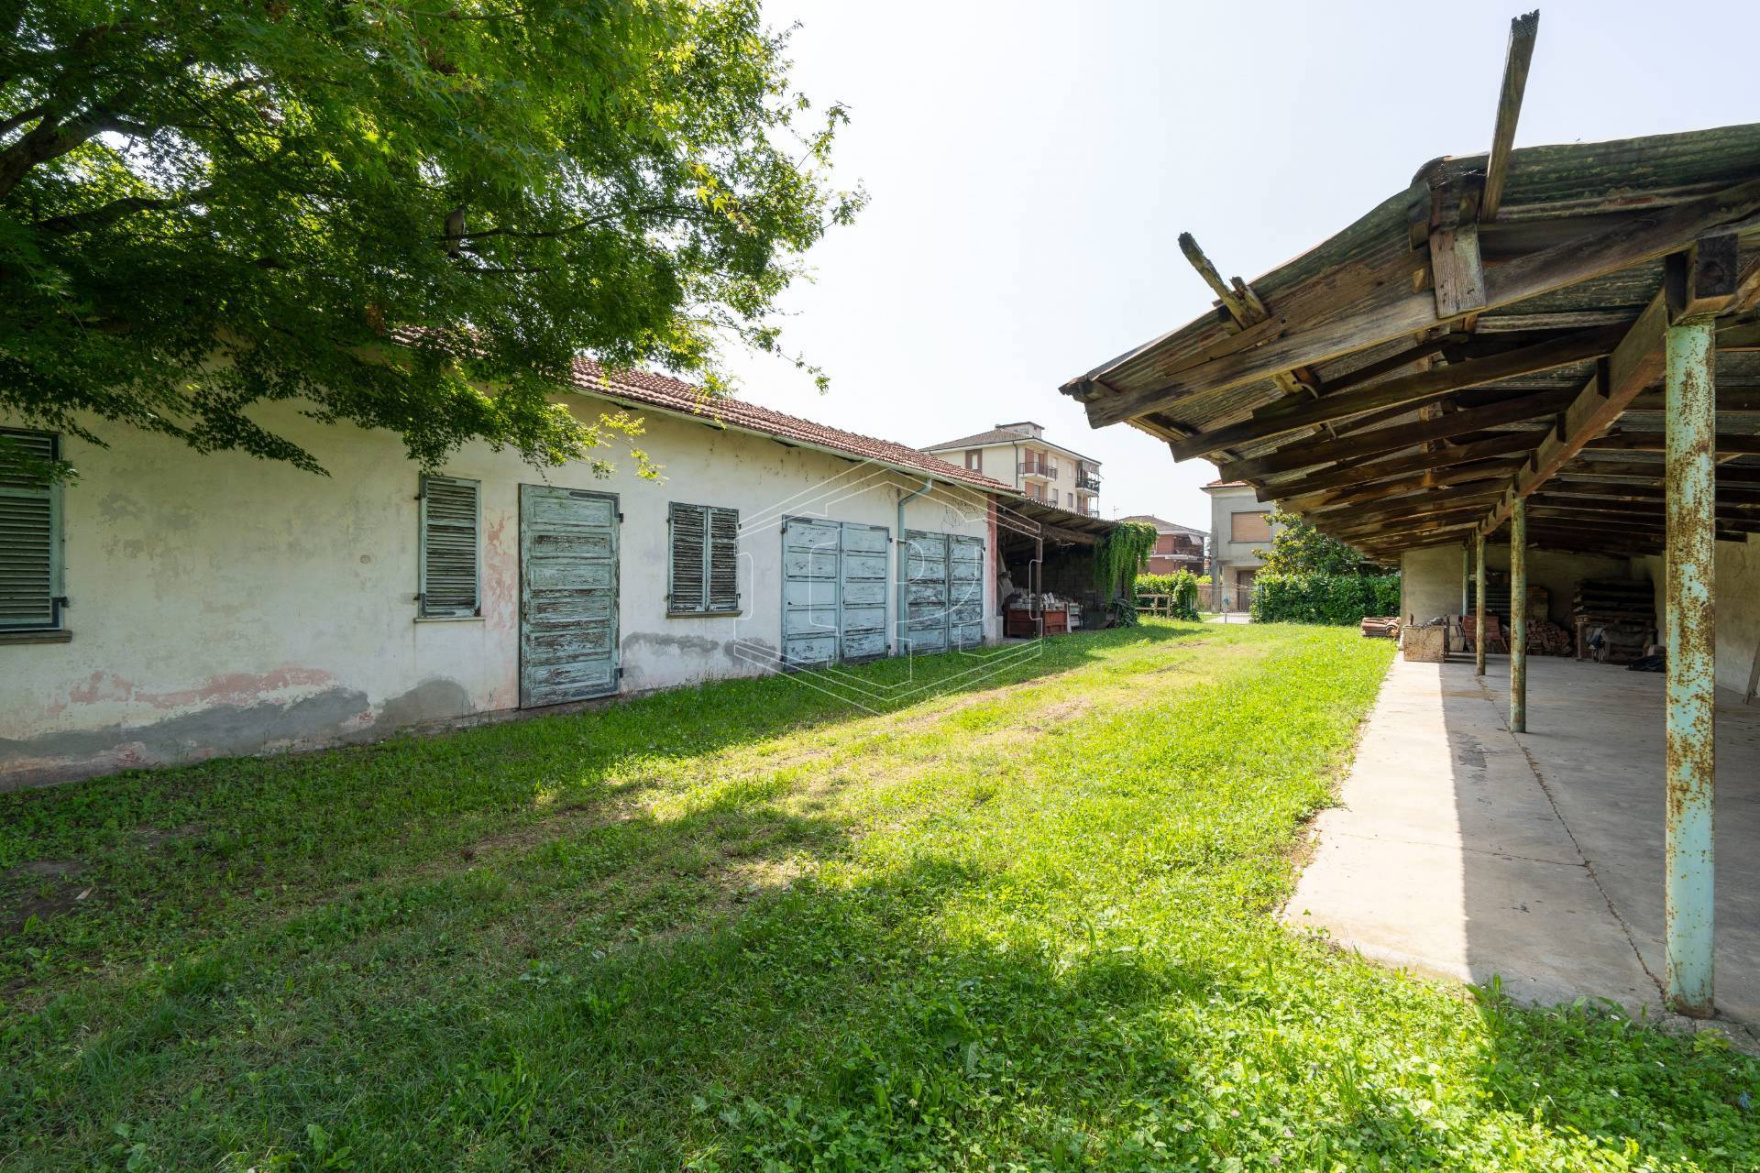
2,623,1755,1171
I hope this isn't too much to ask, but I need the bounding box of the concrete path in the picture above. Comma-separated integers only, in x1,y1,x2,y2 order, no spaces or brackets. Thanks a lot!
1289,655,1760,1036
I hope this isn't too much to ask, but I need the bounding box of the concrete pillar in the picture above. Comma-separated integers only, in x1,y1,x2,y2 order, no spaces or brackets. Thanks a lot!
1509,499,1526,732
1664,317,1717,1017
1474,531,1487,677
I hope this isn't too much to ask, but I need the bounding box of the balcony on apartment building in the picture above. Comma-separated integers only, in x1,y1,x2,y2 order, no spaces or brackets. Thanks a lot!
1075,467,1102,492
1018,453,1058,480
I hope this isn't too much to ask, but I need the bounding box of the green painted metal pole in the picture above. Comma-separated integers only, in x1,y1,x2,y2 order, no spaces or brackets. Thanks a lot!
1664,317,1717,1018
1509,499,1526,732
1474,532,1487,677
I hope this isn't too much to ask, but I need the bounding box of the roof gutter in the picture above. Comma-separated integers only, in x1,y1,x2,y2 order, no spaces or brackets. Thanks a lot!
895,476,935,655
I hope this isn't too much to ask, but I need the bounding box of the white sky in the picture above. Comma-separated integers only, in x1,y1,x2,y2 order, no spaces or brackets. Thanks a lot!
722,1,1757,532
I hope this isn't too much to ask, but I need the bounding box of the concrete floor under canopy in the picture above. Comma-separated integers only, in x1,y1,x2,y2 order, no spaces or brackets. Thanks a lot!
1289,655,1759,1041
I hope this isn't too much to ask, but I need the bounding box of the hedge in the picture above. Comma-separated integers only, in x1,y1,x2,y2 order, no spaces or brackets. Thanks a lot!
1250,572,1401,625
1134,571,1201,620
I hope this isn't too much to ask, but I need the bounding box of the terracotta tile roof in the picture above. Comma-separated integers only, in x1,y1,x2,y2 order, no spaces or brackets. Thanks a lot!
1203,479,1249,489
386,326,1017,494
1117,513,1208,537
565,358,1018,495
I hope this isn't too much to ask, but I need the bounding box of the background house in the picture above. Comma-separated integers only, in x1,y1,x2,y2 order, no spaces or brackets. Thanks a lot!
0,367,1017,787
922,422,1103,517
1203,480,1281,607
1117,514,1208,575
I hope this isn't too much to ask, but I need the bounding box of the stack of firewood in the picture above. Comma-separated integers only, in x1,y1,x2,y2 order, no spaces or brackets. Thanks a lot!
1573,579,1655,662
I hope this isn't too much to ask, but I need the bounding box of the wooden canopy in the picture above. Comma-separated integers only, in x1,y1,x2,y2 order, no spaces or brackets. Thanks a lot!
1061,13,1760,562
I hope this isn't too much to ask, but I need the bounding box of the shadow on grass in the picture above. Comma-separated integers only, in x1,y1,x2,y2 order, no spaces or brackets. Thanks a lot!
0,622,1207,1002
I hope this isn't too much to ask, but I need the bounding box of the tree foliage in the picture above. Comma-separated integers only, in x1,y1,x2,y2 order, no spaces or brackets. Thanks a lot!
1256,508,1379,576
0,0,861,474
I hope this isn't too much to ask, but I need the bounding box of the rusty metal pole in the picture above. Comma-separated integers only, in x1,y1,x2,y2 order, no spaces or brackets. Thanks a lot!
1665,316,1717,1017
1474,531,1487,677
1509,499,1527,732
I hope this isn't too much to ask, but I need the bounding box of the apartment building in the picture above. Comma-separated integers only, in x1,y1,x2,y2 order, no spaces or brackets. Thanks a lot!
1116,514,1208,575
921,422,1102,517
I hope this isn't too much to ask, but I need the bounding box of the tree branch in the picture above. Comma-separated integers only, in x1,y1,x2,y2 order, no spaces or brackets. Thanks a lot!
0,105,50,140
0,110,144,201
31,184,215,234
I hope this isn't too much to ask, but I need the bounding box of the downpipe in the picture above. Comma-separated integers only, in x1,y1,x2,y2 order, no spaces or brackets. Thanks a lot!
896,477,935,655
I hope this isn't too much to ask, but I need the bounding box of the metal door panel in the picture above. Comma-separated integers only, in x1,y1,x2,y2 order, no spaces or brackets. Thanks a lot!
904,529,985,654
521,485,619,707
782,516,892,668
843,579,887,606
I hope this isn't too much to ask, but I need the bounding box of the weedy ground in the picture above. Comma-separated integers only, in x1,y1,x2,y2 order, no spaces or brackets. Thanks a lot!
1,622,1755,1171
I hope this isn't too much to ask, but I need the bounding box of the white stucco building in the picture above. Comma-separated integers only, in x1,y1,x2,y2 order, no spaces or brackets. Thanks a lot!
921,422,1104,518
0,361,1015,787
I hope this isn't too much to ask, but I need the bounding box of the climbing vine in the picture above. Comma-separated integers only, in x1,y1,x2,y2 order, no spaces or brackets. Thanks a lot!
1093,522,1160,601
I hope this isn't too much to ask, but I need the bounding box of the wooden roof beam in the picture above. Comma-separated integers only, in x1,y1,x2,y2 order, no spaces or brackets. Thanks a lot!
1178,232,1321,397
1481,11,1540,224
1084,176,1760,429
1278,458,1526,513
1587,432,1760,457
1170,322,1620,459
1261,431,1545,496
1476,286,1674,535
1228,389,1571,480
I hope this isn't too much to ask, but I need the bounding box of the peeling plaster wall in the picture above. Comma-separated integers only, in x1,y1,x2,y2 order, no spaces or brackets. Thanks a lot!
0,394,998,787
1403,542,1636,630
1632,537,1760,697
1399,545,1467,623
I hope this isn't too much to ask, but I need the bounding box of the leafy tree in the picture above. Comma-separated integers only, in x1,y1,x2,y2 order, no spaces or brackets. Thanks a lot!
0,0,861,475
1255,508,1380,576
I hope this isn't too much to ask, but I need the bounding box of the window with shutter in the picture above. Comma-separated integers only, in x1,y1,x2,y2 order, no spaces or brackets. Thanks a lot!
669,502,740,615
419,475,480,617
0,429,62,632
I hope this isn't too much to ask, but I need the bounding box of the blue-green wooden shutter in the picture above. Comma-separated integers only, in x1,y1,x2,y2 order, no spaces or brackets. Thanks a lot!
419,475,480,617
707,507,740,612
669,502,740,614
0,430,61,631
668,503,708,612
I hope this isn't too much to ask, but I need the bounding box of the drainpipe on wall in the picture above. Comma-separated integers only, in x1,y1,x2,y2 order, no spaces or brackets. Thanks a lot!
896,476,935,655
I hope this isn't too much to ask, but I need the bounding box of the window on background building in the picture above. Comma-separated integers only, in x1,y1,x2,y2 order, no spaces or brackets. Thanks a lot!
418,475,481,617
1231,511,1272,543
0,429,63,632
964,449,982,472
668,502,741,615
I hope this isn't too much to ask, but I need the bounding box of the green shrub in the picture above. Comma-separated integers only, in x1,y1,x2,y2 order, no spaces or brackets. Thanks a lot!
1251,572,1401,625
1135,571,1201,620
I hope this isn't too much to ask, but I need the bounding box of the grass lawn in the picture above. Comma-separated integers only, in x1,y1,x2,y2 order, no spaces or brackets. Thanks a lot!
3,622,1755,1171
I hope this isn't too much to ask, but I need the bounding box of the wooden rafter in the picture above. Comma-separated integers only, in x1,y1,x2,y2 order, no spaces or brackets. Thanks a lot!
1474,289,1671,535
1170,323,1621,459
1228,390,1572,480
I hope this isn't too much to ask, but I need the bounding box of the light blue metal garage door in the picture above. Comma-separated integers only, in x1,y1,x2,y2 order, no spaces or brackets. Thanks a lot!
904,530,985,653
780,517,889,668
520,485,619,706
